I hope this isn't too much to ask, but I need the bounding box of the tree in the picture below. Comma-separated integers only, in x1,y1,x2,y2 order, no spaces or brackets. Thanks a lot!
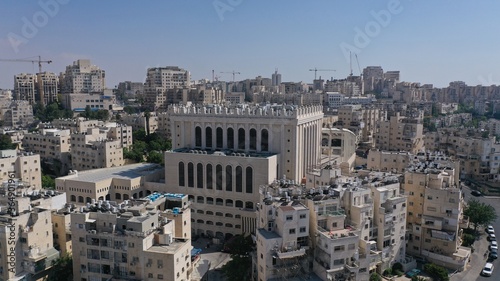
424,263,449,281
464,199,497,231
221,235,254,281
0,135,16,150
44,253,73,281
147,151,163,164
370,273,382,281
42,174,55,189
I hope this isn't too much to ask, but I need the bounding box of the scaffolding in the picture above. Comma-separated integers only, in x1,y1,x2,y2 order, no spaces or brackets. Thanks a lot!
272,242,309,281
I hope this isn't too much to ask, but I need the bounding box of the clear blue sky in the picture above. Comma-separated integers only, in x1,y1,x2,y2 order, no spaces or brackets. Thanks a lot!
1,0,500,89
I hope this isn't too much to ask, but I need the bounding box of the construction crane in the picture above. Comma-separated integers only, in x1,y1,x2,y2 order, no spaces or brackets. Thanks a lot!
0,56,52,106
309,68,335,80
220,71,241,82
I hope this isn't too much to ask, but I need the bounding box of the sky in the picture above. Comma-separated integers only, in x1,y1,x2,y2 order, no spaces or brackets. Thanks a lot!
1,0,500,89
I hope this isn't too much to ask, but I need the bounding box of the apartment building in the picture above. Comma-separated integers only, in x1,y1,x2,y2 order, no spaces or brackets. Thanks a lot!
367,150,411,174
23,128,72,175
424,129,500,182
62,90,116,112
255,192,310,281
121,112,159,135
144,67,190,110
43,117,104,133
60,59,106,94
0,182,65,281
0,100,34,128
70,127,125,171
14,73,36,104
38,72,59,104
0,149,42,189
375,112,424,154
403,153,470,270
52,204,75,255
71,193,192,281
55,163,164,205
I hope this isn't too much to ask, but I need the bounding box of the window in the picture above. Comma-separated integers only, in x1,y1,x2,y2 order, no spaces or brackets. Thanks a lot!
181,162,186,186
289,228,296,234
249,128,257,150
300,227,306,233
300,214,306,219
195,127,202,147
226,165,232,191
334,245,345,251
197,163,204,189
246,167,253,193
216,127,223,148
206,164,213,189
216,165,223,190
238,128,245,150
206,127,212,148
187,163,194,187
261,129,269,151
227,128,234,149
236,166,243,192
286,215,293,221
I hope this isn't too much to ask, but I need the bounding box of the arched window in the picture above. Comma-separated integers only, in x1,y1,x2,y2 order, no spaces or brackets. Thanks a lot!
225,223,233,228
246,167,253,193
216,212,223,217
226,165,232,191
197,163,203,189
225,213,233,218
98,196,104,201
261,129,269,151
123,194,129,200
206,221,214,225
197,210,204,214
105,194,111,200
139,191,143,198
70,195,76,202
206,211,214,215
245,201,254,209
195,126,202,147
322,138,329,146
235,166,243,192
235,200,243,208
249,128,257,150
197,219,204,224
216,222,223,226
115,193,121,200
216,127,223,148
206,164,213,189
227,128,234,149
216,198,223,206
238,128,245,150
86,197,92,203
188,163,194,187
216,165,223,190
178,162,185,186
206,197,214,205
206,127,212,148
133,193,137,199
197,196,204,204
226,199,233,207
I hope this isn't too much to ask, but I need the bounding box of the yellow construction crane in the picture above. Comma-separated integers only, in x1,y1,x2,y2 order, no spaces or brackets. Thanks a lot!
309,68,336,80
220,71,241,82
0,56,53,106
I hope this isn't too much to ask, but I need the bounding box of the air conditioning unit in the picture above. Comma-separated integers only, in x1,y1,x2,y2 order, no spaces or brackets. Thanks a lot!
158,265,163,269
146,263,151,267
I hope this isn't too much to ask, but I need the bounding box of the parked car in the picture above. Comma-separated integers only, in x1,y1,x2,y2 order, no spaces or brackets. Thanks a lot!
490,241,498,251
487,225,495,234
489,249,498,259
471,190,482,196
489,233,497,241
482,262,494,276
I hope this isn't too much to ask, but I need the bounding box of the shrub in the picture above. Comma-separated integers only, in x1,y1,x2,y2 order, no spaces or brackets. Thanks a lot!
383,268,393,276
462,233,475,247
392,262,404,272
424,263,449,281
370,273,382,281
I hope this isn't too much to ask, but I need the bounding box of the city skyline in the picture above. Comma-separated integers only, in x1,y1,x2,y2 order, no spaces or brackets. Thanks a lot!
1,0,500,89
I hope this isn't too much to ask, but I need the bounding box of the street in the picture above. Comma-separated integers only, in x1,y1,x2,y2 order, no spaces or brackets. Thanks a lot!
456,185,500,280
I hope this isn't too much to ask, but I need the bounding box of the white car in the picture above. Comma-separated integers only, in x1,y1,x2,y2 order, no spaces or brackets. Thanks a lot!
482,262,494,277
489,233,497,241
487,225,495,234
491,240,498,251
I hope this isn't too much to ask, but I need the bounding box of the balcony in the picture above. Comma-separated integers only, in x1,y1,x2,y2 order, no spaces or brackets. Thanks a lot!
318,225,358,240
276,247,306,259
422,216,443,230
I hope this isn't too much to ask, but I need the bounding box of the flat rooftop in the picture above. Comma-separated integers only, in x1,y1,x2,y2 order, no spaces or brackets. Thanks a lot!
58,163,163,183
171,148,276,158
258,228,281,240
147,239,190,254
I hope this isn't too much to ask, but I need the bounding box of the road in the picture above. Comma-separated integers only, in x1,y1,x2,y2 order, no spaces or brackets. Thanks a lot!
458,185,500,280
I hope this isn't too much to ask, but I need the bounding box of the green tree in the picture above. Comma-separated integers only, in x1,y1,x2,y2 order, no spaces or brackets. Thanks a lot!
44,253,73,281
147,151,164,164
42,174,55,189
370,273,382,281
0,135,16,150
464,199,498,232
221,235,254,281
424,263,449,281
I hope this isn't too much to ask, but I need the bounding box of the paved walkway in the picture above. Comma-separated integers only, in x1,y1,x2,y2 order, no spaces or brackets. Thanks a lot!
450,231,489,281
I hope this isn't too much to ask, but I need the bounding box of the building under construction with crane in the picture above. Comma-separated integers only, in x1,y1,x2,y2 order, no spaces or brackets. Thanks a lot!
1,56,55,105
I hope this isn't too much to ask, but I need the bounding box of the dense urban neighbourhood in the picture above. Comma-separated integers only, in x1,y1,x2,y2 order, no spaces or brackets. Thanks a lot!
1,60,500,280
